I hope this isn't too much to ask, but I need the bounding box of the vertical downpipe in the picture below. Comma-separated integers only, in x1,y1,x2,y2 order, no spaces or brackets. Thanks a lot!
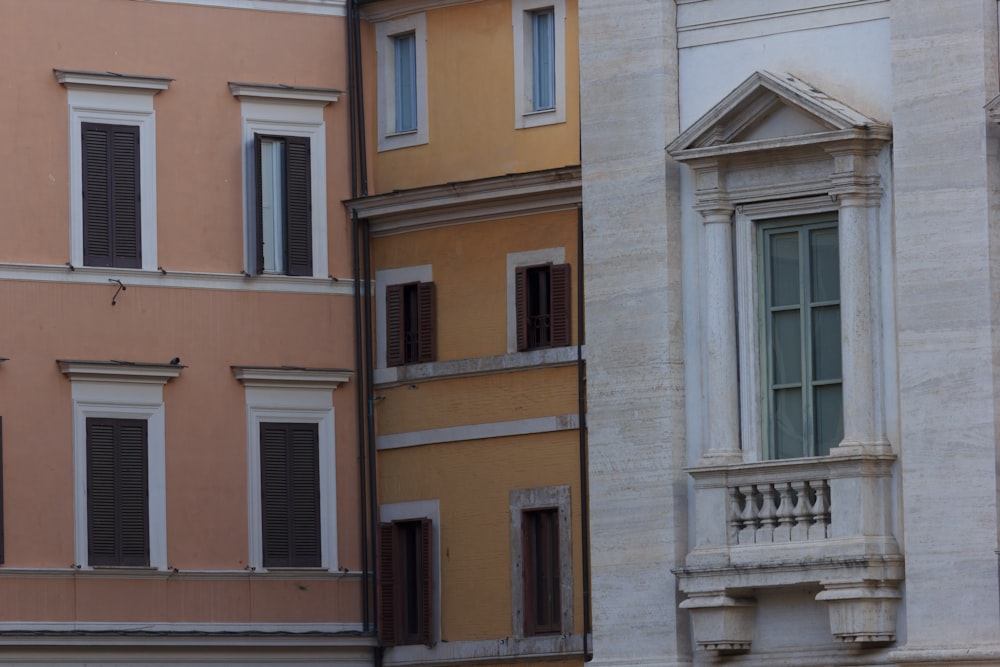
576,205,592,661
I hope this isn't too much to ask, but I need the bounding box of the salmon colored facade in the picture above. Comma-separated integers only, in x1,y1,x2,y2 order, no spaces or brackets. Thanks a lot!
0,0,371,663
349,1,587,665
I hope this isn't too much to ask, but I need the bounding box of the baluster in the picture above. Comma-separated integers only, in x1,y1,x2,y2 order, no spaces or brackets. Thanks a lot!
728,486,743,544
773,482,794,542
790,480,810,541
809,480,830,540
755,484,777,544
738,484,758,545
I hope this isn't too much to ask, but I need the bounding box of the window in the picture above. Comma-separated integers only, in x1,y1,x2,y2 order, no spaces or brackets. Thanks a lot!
86,418,149,567
376,13,428,151
759,217,842,459
254,135,312,276
512,0,566,129
522,508,560,636
230,82,340,279
260,422,321,567
378,518,433,646
56,69,171,271
386,281,435,366
515,263,570,351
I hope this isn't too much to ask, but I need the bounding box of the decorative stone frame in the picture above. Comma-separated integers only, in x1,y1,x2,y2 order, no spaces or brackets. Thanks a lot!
511,0,567,129
667,71,900,654
375,12,429,152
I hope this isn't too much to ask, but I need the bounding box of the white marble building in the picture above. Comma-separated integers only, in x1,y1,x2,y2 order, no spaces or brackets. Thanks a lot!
580,1,1000,665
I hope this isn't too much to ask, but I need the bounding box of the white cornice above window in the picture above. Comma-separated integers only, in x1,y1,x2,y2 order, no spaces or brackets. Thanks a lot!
231,366,353,390
58,360,185,384
360,0,477,21
228,82,342,106
54,69,173,95
134,0,346,17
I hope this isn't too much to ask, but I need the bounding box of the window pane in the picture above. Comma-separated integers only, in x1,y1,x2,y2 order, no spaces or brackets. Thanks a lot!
771,309,801,385
260,138,285,274
774,387,803,459
532,9,555,111
394,33,417,133
811,305,841,381
769,232,800,307
810,227,839,302
814,384,843,456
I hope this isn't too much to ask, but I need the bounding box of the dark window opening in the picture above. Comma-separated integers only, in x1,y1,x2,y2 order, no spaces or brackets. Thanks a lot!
523,507,561,636
386,281,435,366
516,263,571,351
378,518,432,646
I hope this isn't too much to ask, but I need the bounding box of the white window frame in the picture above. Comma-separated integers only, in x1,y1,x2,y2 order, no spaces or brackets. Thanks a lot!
376,13,429,151
506,247,564,353
380,499,441,647
60,361,183,570
230,83,339,279
56,70,171,272
512,0,566,129
233,367,351,572
510,485,572,644
376,264,433,369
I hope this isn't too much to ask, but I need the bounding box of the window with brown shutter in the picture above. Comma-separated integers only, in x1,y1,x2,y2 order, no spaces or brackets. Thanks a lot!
522,508,561,636
386,281,436,366
260,422,321,568
81,123,141,268
378,518,433,646
516,263,571,351
254,134,312,277
86,417,148,567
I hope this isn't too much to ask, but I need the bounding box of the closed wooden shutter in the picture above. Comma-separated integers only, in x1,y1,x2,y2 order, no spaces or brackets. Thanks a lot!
86,418,148,567
549,263,571,348
260,422,320,568
82,123,141,269
417,517,433,645
253,134,265,275
284,136,313,277
0,416,5,564
378,522,397,645
515,266,528,352
386,284,404,367
417,282,436,363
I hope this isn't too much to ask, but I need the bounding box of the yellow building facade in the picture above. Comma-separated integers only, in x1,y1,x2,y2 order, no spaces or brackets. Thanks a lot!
348,1,587,665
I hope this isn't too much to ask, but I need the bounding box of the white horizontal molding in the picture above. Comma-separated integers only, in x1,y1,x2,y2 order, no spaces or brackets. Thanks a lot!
360,0,478,21
135,0,347,16
54,69,173,93
232,365,353,390
0,567,362,580
374,344,582,387
384,633,585,667
377,414,579,451
58,359,184,384
229,81,342,105
0,621,365,635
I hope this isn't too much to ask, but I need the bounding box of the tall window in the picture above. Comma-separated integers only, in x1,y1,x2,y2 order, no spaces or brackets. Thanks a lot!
386,281,435,366
86,418,149,567
530,9,556,111
515,263,571,351
379,518,433,646
260,422,321,568
760,217,842,459
393,32,418,134
82,123,141,268
522,508,560,636
254,134,312,276
512,0,566,128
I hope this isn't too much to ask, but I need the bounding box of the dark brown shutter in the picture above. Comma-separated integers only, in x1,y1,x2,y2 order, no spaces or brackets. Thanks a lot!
110,126,141,268
284,136,313,277
260,423,290,567
82,123,140,269
260,422,320,568
417,282,436,363
549,263,571,348
82,124,111,267
87,418,148,567
378,522,397,646
515,267,528,352
0,416,5,564
418,517,433,646
117,420,149,566
253,134,265,275
386,284,404,367
289,423,321,567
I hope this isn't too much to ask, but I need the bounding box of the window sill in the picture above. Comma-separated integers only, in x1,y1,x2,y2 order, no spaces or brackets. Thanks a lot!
374,345,582,387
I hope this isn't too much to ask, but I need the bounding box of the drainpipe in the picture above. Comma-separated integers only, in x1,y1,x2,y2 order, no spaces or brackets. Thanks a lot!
576,205,592,661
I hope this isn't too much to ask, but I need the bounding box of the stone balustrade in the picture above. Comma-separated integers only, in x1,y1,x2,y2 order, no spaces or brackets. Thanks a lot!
730,478,830,545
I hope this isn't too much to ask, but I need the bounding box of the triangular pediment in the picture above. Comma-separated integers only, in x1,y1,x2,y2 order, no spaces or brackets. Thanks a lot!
668,71,889,159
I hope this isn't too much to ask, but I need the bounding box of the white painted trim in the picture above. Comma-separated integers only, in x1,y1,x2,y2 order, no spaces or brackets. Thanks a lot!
229,81,342,104
506,247,565,353
235,97,331,279
65,377,180,570
511,0,567,129
232,366,352,389
242,385,340,572
374,345,581,386
0,566,362,580
0,262,354,294
0,621,365,634
59,81,167,271
360,0,477,21
376,13,429,151
375,265,433,369
59,361,184,384
380,500,441,647
134,0,348,16
377,414,578,450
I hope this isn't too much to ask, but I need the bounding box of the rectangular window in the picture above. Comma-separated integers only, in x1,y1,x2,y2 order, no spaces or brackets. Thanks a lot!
522,508,560,636
530,9,556,111
512,0,566,128
386,281,435,366
378,518,433,646
515,263,570,351
254,134,312,276
260,422,321,568
393,32,418,133
86,417,149,567
81,123,141,269
760,217,842,459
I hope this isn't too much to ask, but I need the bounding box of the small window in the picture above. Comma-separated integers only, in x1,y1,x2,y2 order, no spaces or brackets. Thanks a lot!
759,217,842,459
86,417,149,567
393,32,418,134
260,422,321,568
522,508,560,636
254,134,312,276
515,263,570,351
512,0,566,128
378,518,433,646
386,281,435,366
530,9,556,111
81,123,142,268
376,13,428,151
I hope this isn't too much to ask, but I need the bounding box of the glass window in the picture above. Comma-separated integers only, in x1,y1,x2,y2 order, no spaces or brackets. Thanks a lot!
393,32,418,133
531,9,556,111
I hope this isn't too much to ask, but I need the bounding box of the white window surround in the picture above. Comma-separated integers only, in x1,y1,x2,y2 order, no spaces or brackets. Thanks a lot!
134,0,346,15
59,360,184,570
375,264,433,369
232,366,351,573
380,499,441,648
512,0,566,129
376,13,429,152
56,69,171,272
506,247,564,353
230,82,340,280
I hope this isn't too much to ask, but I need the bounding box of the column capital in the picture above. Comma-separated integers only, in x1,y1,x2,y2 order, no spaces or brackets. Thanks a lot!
695,203,735,225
